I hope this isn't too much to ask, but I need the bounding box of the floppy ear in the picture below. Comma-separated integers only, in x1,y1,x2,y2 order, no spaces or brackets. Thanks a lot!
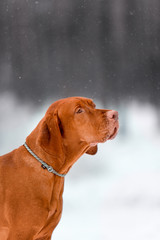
37,111,64,157
86,145,98,155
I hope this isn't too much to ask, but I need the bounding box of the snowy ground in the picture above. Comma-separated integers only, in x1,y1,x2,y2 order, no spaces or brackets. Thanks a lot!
0,92,160,240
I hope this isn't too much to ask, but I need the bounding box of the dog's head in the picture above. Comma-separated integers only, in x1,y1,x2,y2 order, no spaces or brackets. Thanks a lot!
38,97,119,156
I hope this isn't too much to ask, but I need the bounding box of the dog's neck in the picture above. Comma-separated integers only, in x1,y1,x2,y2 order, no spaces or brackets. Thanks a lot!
58,139,90,174
26,129,89,176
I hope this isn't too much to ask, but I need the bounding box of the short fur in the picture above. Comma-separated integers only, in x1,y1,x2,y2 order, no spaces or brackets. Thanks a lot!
0,97,119,240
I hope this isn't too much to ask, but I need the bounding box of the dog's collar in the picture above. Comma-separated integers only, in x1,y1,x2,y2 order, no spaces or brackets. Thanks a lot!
23,142,66,177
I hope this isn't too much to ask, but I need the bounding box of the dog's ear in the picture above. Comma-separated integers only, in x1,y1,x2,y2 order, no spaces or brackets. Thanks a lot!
86,145,98,155
37,110,64,157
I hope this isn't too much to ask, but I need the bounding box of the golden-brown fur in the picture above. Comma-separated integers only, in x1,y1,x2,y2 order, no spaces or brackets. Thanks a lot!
0,97,119,240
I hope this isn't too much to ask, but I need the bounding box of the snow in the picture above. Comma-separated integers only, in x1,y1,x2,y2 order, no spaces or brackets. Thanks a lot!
52,136,160,240
0,93,160,240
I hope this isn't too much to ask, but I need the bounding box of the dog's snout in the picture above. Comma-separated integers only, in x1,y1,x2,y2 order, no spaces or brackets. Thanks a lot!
107,110,118,121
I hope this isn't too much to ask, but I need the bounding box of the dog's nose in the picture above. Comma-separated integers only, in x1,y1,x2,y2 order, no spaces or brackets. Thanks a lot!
107,110,119,121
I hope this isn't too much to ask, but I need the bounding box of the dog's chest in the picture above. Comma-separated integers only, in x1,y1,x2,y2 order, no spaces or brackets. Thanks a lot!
49,176,64,213
35,176,65,238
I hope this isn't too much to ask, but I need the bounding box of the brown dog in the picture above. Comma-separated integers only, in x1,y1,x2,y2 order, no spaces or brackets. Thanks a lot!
0,97,119,240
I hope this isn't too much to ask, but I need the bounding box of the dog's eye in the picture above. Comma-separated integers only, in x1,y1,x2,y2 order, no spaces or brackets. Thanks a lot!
75,108,84,114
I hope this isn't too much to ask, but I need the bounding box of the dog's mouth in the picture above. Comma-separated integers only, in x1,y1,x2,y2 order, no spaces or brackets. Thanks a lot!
108,126,118,140
98,118,119,143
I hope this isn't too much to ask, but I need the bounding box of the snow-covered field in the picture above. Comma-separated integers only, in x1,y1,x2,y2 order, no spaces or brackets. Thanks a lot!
0,92,160,240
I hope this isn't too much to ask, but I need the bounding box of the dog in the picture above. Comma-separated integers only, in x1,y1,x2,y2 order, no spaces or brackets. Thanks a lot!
0,97,119,239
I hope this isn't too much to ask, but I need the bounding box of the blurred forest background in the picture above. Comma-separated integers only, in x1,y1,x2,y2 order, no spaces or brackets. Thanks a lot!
0,0,160,105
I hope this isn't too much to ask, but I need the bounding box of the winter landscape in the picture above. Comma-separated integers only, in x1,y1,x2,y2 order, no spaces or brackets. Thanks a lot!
0,0,160,239
0,93,160,240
